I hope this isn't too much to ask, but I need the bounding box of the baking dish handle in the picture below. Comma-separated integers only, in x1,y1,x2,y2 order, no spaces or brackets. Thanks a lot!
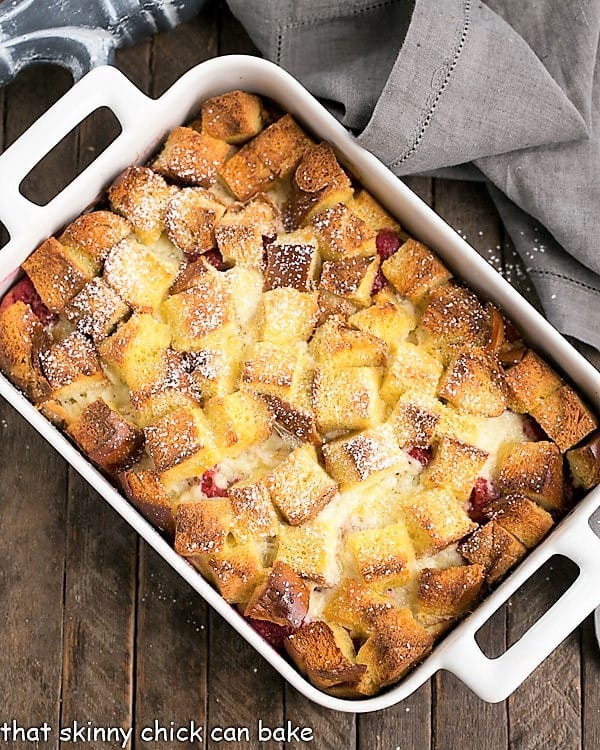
0,65,154,236
441,511,600,703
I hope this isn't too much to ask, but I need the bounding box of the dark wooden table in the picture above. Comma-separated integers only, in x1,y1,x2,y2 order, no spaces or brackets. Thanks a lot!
0,5,598,749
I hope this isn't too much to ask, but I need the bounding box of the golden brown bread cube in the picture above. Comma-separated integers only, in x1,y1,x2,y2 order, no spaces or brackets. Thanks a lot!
204,390,274,456
438,348,507,418
264,444,338,526
322,578,397,638
245,561,310,628
67,398,143,473
164,187,226,255
174,498,234,556
215,193,280,269
64,278,130,343
458,520,526,584
285,621,365,689
262,392,322,445
348,190,401,232
503,349,563,413
483,493,554,548
98,313,171,391
423,436,489,502
348,300,417,350
274,518,340,586
59,210,132,265
319,255,380,308
144,406,219,486
347,522,415,589
388,399,439,448
0,301,50,401
200,90,263,144
382,238,452,305
228,479,279,541
241,340,308,401
323,423,408,487
153,126,230,187
185,338,244,402
567,433,600,489
312,363,384,435
309,316,387,367
263,230,321,291
416,564,485,625
496,440,564,511
380,341,444,405
219,114,313,201
21,237,95,313
316,290,358,325
310,202,376,261
286,142,354,227
257,288,319,344
108,166,172,244
194,538,265,604
119,468,175,537
530,385,597,452
400,488,477,555
39,330,104,391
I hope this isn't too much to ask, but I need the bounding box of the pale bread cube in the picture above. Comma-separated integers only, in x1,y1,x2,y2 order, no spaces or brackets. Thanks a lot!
309,316,387,367
348,190,401,232
257,288,319,344
241,340,308,401
388,399,439,448
194,538,265,604
108,166,172,244
228,479,280,541
274,518,340,586
381,341,443,405
347,521,415,589
400,488,477,555
348,300,416,349
204,390,274,455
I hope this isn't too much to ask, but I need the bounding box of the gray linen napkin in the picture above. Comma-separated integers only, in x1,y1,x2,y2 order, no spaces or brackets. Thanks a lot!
227,0,600,350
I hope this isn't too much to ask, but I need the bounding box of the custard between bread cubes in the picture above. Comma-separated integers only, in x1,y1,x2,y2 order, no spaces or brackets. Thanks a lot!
1,89,599,699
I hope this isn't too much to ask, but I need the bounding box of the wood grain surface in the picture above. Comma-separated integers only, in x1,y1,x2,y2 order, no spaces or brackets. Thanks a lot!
0,4,598,749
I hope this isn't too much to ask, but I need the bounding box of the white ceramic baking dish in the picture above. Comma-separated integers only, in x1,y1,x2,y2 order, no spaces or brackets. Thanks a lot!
0,56,599,713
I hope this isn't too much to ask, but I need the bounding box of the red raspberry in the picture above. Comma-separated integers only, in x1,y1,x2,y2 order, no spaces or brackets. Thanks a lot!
246,617,293,653
375,228,401,261
468,477,497,523
203,248,225,270
371,268,386,295
407,446,433,467
0,275,55,326
199,467,228,498
522,415,546,442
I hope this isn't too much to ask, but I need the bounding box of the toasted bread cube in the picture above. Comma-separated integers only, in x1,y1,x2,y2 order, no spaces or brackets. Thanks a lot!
0,301,50,401
21,237,95,313
204,390,273,455
59,210,132,264
165,187,226,255
153,126,229,187
245,561,309,628
313,364,384,435
257,288,319,344
108,166,172,244
162,271,234,351
40,331,103,391
316,290,358,325
401,488,477,555
458,521,526,584
309,317,387,367
98,313,171,391
496,440,564,511
530,385,597,452
567,433,600,489
174,498,233,556
67,398,143,472
264,230,321,291
186,339,244,401
438,348,507,418
355,607,433,695
349,190,401,232
388,399,439,448
347,522,415,589
263,392,321,445
382,239,451,305
322,579,397,637
310,203,376,261
219,114,313,200
319,255,380,308
215,193,280,268
241,340,307,401
419,285,490,357
104,236,182,313
286,621,365,689
348,301,416,349
228,479,279,541
64,278,130,342
381,341,443,405
504,350,563,413
195,538,265,604
483,493,554,548
144,406,219,486
287,142,354,227
265,444,337,525
274,519,340,586
416,564,485,625
119,468,174,537
200,90,263,144
423,436,489,501
323,423,408,487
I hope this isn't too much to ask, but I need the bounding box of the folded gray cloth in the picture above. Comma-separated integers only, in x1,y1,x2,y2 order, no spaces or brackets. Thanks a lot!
227,0,600,350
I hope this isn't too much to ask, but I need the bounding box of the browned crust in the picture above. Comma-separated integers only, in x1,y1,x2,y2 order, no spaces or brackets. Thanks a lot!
165,187,226,255
381,238,452,304
264,239,320,292
417,564,485,622
567,433,600,489
504,349,563,413
59,210,132,264
423,436,489,501
153,126,229,187
200,90,263,144
530,385,597,452
419,284,490,355
108,166,171,243
0,301,50,401
319,255,380,307
174,498,233,556
458,521,526,583
438,347,507,417
39,331,103,391
483,493,554,548
389,400,439,448
496,440,564,511
244,561,310,628
119,468,174,537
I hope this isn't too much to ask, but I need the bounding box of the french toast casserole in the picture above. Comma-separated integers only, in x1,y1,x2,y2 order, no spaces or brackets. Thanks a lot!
1,89,599,699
